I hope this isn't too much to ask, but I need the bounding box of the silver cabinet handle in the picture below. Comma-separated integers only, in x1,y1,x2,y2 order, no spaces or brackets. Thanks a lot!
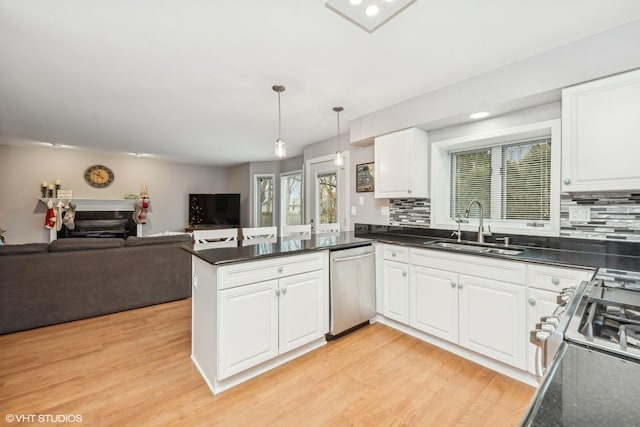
563,178,571,185
392,251,397,257
450,281,456,288
402,271,407,277
275,288,280,295
528,297,537,306
458,283,463,289
281,286,287,294
407,189,412,194
551,277,560,285
277,266,283,273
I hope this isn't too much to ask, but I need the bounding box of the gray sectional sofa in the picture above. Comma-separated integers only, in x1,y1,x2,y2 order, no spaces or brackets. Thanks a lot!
0,234,192,335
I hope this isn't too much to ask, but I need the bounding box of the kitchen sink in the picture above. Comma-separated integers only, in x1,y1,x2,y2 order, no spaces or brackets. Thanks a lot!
425,241,523,256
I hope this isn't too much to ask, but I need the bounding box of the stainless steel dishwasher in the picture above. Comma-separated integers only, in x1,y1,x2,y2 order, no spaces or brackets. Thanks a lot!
327,244,376,339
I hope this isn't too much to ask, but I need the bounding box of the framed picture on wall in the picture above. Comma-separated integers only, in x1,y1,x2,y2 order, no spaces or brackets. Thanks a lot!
356,162,375,193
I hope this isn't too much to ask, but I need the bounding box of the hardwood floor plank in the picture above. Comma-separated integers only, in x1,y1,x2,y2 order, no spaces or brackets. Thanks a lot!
0,298,534,426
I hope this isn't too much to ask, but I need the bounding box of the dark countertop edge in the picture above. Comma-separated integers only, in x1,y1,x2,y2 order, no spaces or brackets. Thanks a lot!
182,238,376,266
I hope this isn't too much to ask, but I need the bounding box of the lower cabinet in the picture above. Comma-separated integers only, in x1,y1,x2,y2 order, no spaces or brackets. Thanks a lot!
382,259,410,324
409,263,526,369
218,270,325,380
458,274,526,369
409,266,458,343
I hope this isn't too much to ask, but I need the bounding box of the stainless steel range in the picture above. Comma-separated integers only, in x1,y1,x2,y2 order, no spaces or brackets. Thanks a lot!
523,269,640,426
531,268,640,376
565,271,640,361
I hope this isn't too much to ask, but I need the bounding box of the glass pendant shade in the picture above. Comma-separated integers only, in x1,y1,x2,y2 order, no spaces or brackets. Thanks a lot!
334,151,344,166
275,138,286,158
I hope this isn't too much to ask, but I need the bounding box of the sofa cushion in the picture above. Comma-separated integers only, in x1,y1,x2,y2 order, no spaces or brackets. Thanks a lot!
126,234,191,246
0,243,49,255
49,238,125,252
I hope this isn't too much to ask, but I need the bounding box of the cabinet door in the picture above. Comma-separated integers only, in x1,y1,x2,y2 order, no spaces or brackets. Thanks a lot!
374,128,429,198
526,288,559,374
279,270,326,354
562,69,640,192
218,280,279,380
458,275,526,369
410,266,459,343
382,259,410,324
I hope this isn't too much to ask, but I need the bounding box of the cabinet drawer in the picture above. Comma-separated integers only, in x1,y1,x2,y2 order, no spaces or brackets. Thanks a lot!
527,264,594,292
218,252,326,290
382,244,409,262
410,248,526,285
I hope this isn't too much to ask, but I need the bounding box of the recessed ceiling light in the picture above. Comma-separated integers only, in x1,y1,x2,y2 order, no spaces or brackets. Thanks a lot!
364,5,380,16
325,0,417,33
469,111,490,119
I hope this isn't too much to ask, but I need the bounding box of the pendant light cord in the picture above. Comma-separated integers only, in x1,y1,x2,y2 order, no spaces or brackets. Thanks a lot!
278,91,282,140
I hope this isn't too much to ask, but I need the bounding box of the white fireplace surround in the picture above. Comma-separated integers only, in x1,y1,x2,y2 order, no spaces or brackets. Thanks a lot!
40,198,145,242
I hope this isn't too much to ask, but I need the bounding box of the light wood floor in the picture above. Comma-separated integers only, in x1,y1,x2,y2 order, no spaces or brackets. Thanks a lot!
0,299,534,426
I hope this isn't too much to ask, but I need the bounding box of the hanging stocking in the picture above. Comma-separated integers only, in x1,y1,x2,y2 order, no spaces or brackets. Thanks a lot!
63,202,76,230
44,200,56,229
138,199,149,224
55,201,65,231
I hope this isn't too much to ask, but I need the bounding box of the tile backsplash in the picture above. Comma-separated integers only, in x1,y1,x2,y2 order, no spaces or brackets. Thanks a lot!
560,192,640,241
389,199,431,228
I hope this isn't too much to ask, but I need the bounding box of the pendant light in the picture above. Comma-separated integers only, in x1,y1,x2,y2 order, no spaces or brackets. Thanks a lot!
273,85,286,158
333,106,344,166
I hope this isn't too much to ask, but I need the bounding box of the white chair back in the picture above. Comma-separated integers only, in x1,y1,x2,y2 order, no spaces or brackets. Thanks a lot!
193,228,238,244
282,224,312,237
242,226,278,240
241,237,277,246
194,240,237,250
315,223,341,234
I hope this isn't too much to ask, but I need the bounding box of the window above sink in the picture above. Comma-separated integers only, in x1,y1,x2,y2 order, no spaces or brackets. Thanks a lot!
430,119,561,237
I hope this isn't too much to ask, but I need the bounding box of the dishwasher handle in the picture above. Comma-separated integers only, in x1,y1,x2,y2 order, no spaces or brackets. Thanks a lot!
332,251,374,263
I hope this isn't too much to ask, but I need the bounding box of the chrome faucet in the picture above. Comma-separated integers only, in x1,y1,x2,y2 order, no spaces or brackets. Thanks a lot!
463,199,490,244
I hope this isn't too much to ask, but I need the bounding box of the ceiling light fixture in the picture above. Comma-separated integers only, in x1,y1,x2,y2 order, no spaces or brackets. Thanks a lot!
325,0,417,33
273,85,287,158
333,106,344,167
469,111,490,119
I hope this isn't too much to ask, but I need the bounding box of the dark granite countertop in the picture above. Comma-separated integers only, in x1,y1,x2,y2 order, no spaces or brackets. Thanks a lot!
354,224,640,273
183,232,374,265
522,342,640,427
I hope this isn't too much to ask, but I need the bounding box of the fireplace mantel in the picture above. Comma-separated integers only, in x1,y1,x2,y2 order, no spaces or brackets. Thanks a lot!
39,198,146,242
38,198,142,212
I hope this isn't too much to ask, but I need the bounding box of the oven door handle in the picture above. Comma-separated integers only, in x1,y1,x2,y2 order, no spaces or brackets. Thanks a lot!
535,345,543,378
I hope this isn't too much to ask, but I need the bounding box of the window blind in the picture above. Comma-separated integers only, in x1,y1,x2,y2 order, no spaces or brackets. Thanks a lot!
449,137,551,223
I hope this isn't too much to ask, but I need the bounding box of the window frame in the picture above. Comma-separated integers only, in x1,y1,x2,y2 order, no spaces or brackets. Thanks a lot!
430,119,561,237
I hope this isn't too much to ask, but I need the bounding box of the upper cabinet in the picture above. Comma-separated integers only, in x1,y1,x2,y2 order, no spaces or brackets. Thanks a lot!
374,127,429,199
562,69,640,192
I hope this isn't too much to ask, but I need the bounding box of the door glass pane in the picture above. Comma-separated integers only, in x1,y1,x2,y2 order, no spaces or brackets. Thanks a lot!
282,173,302,225
317,172,337,224
257,176,274,227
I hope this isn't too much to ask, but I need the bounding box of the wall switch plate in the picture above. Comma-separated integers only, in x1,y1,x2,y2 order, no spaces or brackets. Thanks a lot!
351,206,357,216
359,196,364,205
381,206,390,216
568,206,591,222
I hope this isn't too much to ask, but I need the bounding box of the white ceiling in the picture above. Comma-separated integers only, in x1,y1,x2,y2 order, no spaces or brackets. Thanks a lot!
1,1,640,166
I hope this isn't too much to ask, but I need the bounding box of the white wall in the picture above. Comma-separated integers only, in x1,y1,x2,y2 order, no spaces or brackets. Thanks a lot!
0,144,228,244
350,18,640,142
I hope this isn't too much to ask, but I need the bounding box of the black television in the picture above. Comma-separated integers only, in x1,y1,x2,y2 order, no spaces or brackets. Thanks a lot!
189,193,240,226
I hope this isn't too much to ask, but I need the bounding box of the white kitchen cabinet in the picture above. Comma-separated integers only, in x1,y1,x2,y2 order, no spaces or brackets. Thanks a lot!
192,251,328,394
278,270,326,354
525,287,559,374
458,274,526,369
562,68,640,192
524,263,594,374
374,127,429,199
409,265,459,343
218,280,279,380
382,259,410,324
